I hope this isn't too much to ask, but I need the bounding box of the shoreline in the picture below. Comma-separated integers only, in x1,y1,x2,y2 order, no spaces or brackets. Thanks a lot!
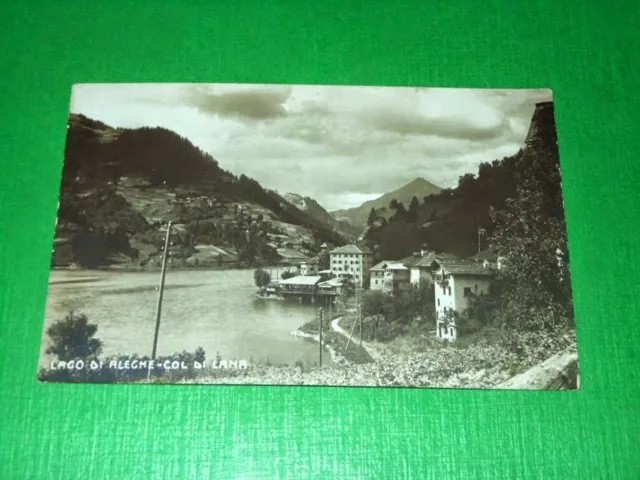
330,317,382,361
291,327,348,367
50,264,286,274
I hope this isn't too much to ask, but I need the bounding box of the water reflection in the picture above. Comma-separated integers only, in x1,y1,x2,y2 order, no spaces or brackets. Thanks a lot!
41,268,332,368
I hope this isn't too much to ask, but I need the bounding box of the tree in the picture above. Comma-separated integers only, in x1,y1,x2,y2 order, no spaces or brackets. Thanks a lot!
390,202,407,222
367,208,379,226
71,228,109,268
253,268,271,290
457,173,476,198
317,250,330,270
359,290,390,340
362,290,389,319
378,220,421,260
488,103,573,330
408,196,420,221
341,278,356,300
281,270,296,280
45,312,102,361
406,280,436,326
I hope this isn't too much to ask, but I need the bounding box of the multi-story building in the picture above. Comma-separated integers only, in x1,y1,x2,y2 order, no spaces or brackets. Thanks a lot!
370,261,411,293
400,250,460,286
329,244,373,287
299,258,319,276
369,261,388,291
432,258,493,341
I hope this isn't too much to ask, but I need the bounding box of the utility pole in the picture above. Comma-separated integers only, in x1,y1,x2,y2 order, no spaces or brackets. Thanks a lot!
151,221,172,360
318,307,323,368
346,286,363,350
357,286,362,347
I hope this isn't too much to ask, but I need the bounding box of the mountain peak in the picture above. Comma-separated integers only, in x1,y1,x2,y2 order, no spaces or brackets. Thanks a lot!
331,177,442,228
283,192,306,211
408,177,436,187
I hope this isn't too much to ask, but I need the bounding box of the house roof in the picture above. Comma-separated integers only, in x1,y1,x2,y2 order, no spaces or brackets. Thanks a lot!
371,260,409,271
318,278,342,288
436,258,493,276
370,260,391,271
399,255,423,267
330,244,371,255
356,243,372,254
469,249,498,262
386,263,408,271
279,275,322,285
399,251,458,268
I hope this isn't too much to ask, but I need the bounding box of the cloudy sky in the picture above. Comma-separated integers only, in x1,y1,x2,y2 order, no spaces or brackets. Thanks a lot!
69,83,552,211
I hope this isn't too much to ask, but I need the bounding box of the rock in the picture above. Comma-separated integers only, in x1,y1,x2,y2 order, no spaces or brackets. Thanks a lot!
497,344,579,390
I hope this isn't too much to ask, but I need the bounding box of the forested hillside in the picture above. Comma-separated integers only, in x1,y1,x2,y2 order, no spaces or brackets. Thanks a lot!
362,101,574,335
53,114,346,269
362,102,563,262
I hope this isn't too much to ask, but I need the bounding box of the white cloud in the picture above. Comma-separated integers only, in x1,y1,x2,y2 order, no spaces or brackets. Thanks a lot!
68,83,552,210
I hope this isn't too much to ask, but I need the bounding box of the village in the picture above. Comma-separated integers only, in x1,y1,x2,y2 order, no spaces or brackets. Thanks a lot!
39,90,579,390
256,241,503,343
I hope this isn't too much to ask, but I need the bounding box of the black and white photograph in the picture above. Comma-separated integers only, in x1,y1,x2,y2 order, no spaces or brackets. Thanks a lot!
37,83,579,389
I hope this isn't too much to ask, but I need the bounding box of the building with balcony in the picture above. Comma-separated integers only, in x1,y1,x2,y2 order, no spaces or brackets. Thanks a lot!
432,258,494,342
370,261,411,293
329,244,373,287
383,263,410,293
400,250,459,286
369,261,388,290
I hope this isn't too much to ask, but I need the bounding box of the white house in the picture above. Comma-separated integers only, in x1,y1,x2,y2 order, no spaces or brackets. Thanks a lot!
432,258,493,341
329,244,373,287
401,250,459,285
401,253,432,285
384,263,410,293
369,261,388,291
299,258,319,276
370,261,410,293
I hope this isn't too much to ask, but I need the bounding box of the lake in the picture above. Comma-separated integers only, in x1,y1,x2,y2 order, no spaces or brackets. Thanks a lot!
39,268,330,368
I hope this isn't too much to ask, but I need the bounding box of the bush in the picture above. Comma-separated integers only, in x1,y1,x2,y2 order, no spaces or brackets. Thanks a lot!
39,311,210,383
342,314,407,343
253,268,271,290
45,312,102,361
281,270,296,280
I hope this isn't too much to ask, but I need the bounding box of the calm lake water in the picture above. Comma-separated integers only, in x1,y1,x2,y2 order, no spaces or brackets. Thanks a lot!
40,268,329,368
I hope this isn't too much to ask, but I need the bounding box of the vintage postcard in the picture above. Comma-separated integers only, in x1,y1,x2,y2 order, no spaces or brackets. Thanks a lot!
37,84,579,389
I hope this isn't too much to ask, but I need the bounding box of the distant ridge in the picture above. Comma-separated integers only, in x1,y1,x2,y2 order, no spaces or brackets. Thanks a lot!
283,193,359,239
331,177,442,229
53,113,347,269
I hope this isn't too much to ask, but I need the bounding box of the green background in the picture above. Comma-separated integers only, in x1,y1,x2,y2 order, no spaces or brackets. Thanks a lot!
1,1,638,478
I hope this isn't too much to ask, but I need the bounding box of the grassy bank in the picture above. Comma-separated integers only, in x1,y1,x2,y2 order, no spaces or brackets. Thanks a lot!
172,333,577,388
296,311,374,365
